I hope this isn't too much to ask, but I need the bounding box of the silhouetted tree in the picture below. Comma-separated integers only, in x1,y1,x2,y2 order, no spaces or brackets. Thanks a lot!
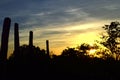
78,43,114,59
9,45,47,63
100,21,120,60
61,43,98,58
8,44,49,79
61,47,78,57
77,43,90,55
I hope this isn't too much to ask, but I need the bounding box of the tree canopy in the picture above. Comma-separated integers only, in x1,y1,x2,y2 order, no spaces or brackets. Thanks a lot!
99,21,120,60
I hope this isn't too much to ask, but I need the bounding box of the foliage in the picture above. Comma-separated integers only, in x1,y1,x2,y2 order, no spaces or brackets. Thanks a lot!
99,21,120,60
61,47,78,57
61,42,114,60
8,44,46,63
77,43,90,54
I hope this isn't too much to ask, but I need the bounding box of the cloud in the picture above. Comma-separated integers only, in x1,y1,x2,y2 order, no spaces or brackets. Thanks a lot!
103,5,120,10
1,0,120,30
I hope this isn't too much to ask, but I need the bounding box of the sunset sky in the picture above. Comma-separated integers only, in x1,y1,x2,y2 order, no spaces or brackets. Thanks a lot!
0,0,120,57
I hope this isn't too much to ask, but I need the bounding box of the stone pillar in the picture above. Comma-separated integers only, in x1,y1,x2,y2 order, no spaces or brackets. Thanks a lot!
46,40,49,56
14,23,20,55
0,17,11,80
0,17,11,62
29,31,33,47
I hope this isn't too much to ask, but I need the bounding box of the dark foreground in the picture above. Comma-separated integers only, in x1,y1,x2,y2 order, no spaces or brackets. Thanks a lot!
4,56,120,80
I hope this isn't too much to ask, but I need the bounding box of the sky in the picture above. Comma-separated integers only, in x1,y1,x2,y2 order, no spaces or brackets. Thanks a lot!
0,0,120,57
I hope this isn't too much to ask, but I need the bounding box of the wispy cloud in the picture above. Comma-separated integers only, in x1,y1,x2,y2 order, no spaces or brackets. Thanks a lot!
103,5,120,10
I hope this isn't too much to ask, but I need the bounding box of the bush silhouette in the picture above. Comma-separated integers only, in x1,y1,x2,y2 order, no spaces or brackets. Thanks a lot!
7,45,49,80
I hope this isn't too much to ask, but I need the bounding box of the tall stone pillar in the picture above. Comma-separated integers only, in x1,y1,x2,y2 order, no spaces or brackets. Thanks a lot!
14,23,20,55
29,31,33,47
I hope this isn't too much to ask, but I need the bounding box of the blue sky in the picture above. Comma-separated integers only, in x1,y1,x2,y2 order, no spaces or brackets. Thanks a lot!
0,0,120,56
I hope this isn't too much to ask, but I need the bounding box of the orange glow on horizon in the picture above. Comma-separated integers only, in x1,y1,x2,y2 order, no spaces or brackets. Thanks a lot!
7,21,107,58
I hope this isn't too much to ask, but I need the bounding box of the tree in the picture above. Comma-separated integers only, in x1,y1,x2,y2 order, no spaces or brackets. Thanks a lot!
8,44,46,63
77,43,90,54
100,21,120,60
61,47,78,57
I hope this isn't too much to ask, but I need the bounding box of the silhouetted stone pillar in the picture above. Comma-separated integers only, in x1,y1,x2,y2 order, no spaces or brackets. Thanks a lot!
46,40,49,56
29,31,33,47
14,23,20,55
0,17,11,80
0,17,11,62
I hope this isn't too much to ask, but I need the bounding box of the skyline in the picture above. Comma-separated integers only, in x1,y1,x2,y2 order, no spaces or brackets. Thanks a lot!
0,0,120,57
